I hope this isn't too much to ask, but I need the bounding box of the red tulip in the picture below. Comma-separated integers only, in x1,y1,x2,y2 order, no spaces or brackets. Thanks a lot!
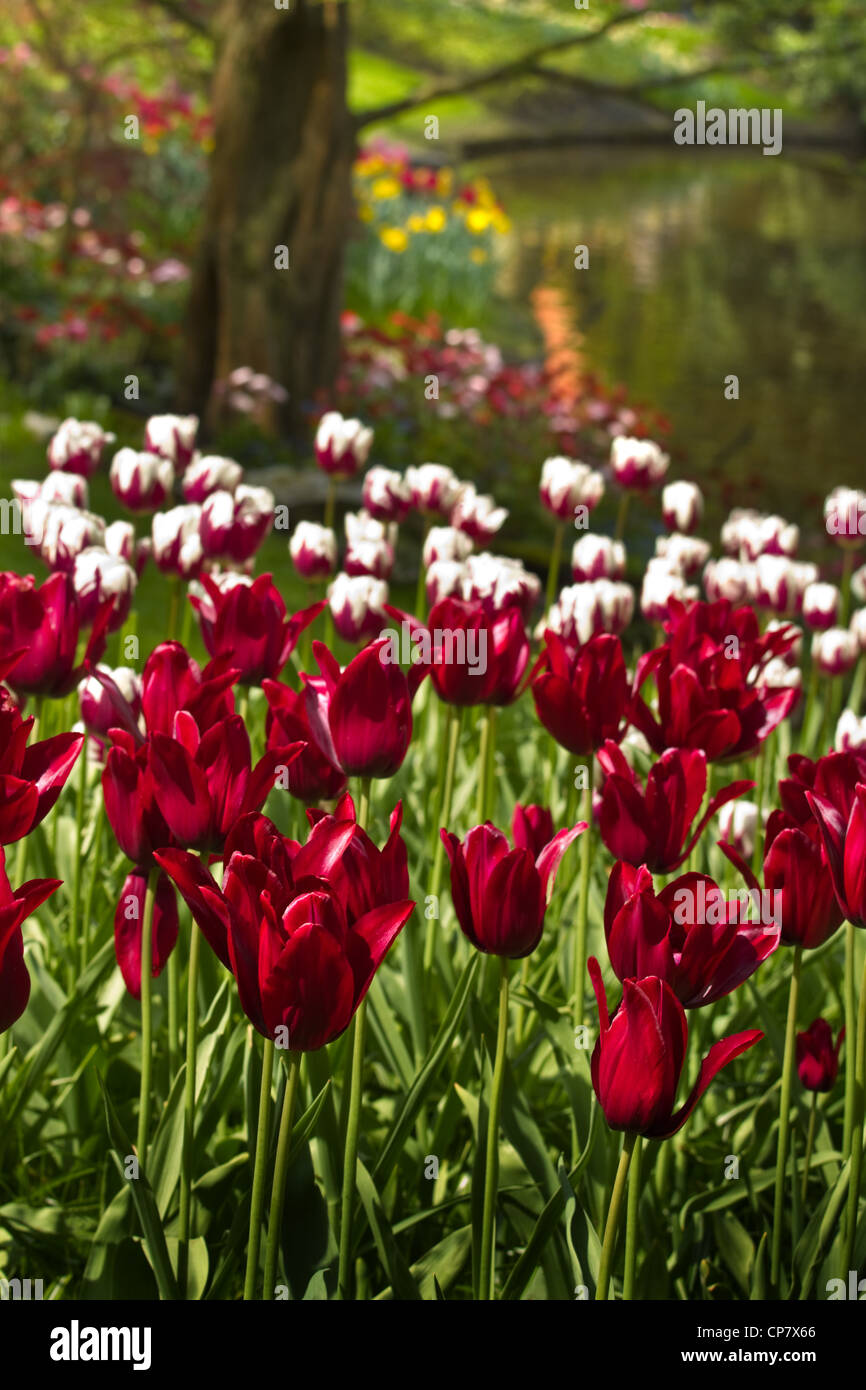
808,780,866,928
0,572,112,698
113,869,180,999
303,639,416,780
0,845,62,1032
797,1019,844,1093
263,677,346,803
421,597,529,707
440,819,585,958
588,957,763,1137
139,642,238,737
631,599,799,762
759,762,846,949
155,806,413,1048
191,574,323,686
603,861,780,1008
597,741,753,873
0,687,84,845
511,804,555,859
102,732,175,866
531,631,630,755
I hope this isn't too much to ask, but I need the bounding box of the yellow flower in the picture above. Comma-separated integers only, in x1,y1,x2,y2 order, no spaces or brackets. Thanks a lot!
465,207,491,235
407,213,426,233
491,210,511,236
436,168,453,197
380,226,409,253
371,176,402,200
357,203,374,223
425,206,447,233
470,247,488,265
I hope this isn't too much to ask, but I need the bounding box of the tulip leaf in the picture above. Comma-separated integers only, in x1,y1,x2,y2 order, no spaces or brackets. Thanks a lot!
794,1153,851,1298
356,1159,422,1300
711,1211,754,1296
373,953,479,1187
750,1231,768,1299
147,1064,187,1219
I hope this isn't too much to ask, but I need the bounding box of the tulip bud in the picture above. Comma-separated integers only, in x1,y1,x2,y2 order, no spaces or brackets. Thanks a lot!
803,581,840,632
47,417,115,477
719,798,761,859
835,709,866,752
813,627,859,677
703,557,756,605
753,555,817,616
571,534,625,583
38,505,105,571
345,535,394,580
152,505,204,578
327,572,388,644
73,547,137,631
461,553,541,623
289,521,337,581
451,483,508,543
79,665,143,736
182,453,243,503
655,533,710,579
539,456,604,521
662,480,703,534
405,462,462,517
200,486,274,564
314,410,373,477
426,559,465,607
110,448,175,513
640,560,698,624
423,526,473,568
610,436,669,492
796,1018,844,1092
850,606,866,652
14,472,88,511
362,466,411,522
143,413,198,468
824,487,866,548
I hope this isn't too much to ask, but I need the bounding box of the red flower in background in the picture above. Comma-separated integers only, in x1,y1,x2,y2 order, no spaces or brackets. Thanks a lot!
797,1019,844,1093
0,572,112,698
588,958,763,1138
303,639,418,781
0,686,84,845
596,741,753,874
423,597,529,707
0,845,62,1032
191,574,323,687
263,678,347,804
531,631,629,755
113,869,180,1000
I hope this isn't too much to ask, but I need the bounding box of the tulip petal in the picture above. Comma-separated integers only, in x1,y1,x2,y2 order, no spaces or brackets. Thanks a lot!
649,1029,763,1139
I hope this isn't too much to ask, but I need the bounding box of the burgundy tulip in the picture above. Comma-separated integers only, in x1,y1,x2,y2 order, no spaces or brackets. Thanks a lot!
423,596,529,707
440,819,585,958
0,687,84,845
603,861,780,1008
759,764,846,949
303,639,416,780
797,1019,844,1093
597,741,753,874
0,845,62,1032
263,677,347,803
531,630,630,756
588,957,763,1137
511,804,555,859
191,573,323,686
0,572,112,698
808,781,866,928
114,869,180,999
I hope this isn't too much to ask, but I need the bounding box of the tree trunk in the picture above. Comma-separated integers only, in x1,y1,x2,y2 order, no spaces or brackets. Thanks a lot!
179,0,353,438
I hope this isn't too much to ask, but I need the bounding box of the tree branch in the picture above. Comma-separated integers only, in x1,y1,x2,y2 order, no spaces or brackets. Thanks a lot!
142,0,213,37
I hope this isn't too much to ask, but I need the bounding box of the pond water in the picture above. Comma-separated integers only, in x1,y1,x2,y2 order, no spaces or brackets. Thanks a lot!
487,147,866,544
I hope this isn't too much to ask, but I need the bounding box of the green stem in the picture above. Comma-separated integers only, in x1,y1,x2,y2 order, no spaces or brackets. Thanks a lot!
596,1130,637,1300
68,741,88,988
337,781,371,1299
79,798,105,973
136,866,159,1165
263,1051,302,1300
841,548,855,627
478,957,509,1300
843,943,866,1275
614,491,630,543
244,1037,275,1300
801,1090,818,1206
14,696,43,886
476,709,492,824
177,920,202,1297
800,657,820,755
414,516,431,620
623,1134,642,1300
572,769,594,1026
545,520,565,616
771,945,802,1288
424,706,461,972
844,923,856,1157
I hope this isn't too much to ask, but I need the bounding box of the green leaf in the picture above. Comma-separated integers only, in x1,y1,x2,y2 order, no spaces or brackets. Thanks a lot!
356,1159,422,1300
712,1211,754,1296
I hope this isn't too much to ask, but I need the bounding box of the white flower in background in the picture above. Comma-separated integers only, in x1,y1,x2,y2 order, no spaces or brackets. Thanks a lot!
423,526,473,568
327,571,389,644
426,559,466,607
110,448,174,513
314,411,373,477
144,413,198,468
813,627,859,677
405,463,463,518
450,483,508,543
14,472,88,510
200,485,274,564
460,552,541,621
289,521,337,581
47,417,115,476
726,510,800,562
345,535,394,581
640,559,698,623
545,579,634,646
610,436,669,491
753,555,817,616
654,533,710,578
73,546,137,629
78,665,143,737
571,534,625,583
852,565,866,605
766,618,803,665
703,557,757,605
152,504,204,578
182,454,243,503
824,487,866,546
835,709,866,752
37,505,105,571
344,509,396,549
661,480,703,534
802,581,840,632
104,519,138,566
850,607,866,652
754,656,802,692
539,456,605,521
362,466,411,522
719,800,763,860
